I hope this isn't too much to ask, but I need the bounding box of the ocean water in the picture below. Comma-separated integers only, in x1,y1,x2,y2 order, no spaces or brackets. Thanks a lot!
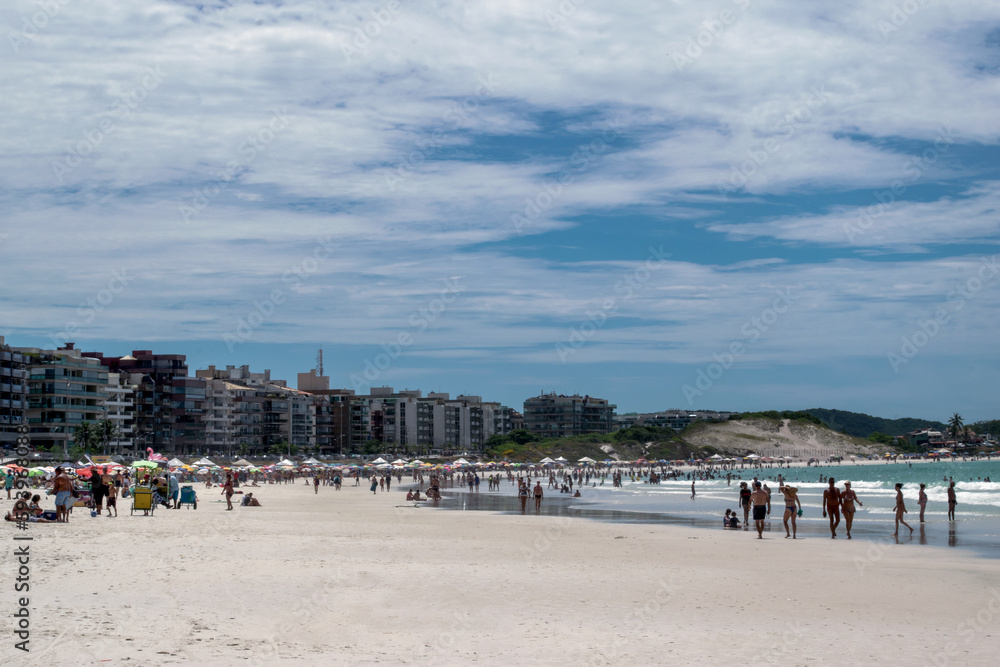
434,460,1000,557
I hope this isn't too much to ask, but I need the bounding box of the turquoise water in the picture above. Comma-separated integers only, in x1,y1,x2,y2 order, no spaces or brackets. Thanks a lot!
436,460,1000,556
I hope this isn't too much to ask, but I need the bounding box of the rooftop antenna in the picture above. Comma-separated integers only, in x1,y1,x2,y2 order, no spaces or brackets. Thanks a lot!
316,348,324,377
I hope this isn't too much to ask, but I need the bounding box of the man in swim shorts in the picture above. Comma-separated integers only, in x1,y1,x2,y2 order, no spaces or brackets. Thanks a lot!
822,477,842,538
53,467,74,523
750,482,770,539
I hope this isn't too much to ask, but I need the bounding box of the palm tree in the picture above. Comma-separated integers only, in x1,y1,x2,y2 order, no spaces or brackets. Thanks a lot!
97,419,120,455
948,413,964,442
74,421,96,452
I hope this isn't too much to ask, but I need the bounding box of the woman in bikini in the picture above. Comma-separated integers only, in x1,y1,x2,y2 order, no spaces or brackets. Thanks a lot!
840,481,862,539
892,482,913,538
779,485,801,539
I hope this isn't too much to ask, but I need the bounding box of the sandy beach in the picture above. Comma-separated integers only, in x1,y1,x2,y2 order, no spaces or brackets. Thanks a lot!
3,481,998,666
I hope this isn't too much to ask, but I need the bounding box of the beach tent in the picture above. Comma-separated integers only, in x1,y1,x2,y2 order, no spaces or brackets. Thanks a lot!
301,457,322,466
453,458,471,466
233,458,254,467
539,457,555,464
391,459,407,465
275,459,296,467
554,456,568,463
370,457,388,465
577,457,596,464
194,457,217,467
167,458,186,468
745,454,760,459
709,454,724,460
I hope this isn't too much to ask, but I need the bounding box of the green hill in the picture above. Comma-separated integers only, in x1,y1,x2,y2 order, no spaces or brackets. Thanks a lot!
803,408,946,438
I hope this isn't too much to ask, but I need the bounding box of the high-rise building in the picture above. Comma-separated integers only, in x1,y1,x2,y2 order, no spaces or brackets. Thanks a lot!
0,336,29,449
103,371,135,455
85,350,206,455
18,343,108,458
523,393,616,438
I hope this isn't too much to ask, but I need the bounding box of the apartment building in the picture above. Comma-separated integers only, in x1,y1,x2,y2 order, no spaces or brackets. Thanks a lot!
103,371,135,455
354,387,514,453
523,393,616,438
615,409,735,431
0,337,29,448
19,343,108,457
86,350,206,455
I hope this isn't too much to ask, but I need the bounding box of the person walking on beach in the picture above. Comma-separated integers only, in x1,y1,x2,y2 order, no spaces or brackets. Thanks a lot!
750,482,770,539
370,476,378,495
822,477,842,539
691,480,695,498
313,475,319,494
518,480,529,514
739,482,751,531
892,483,913,537
533,480,543,514
779,485,801,539
4,469,14,499
840,481,862,540
223,473,234,511
947,480,957,521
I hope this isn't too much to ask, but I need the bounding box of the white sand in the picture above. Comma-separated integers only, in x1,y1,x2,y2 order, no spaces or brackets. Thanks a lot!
2,482,998,666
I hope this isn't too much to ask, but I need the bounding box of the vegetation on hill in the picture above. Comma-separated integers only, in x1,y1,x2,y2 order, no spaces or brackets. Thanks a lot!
969,420,1000,438
803,408,946,438
482,427,711,462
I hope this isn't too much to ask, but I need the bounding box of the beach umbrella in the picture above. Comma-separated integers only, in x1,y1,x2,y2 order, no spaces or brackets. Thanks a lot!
132,460,159,469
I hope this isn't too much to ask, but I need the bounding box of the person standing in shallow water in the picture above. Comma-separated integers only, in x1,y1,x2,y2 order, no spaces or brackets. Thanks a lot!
840,481,862,540
750,482,770,539
892,483,913,537
779,485,801,539
533,480,543,514
918,483,928,523
822,478,842,539
947,480,957,521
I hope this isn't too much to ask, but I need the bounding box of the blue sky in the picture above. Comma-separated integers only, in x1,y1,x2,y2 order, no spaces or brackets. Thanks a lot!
2,1,998,422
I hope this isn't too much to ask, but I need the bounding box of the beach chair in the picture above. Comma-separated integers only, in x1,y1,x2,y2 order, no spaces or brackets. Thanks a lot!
131,486,155,516
178,485,197,509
